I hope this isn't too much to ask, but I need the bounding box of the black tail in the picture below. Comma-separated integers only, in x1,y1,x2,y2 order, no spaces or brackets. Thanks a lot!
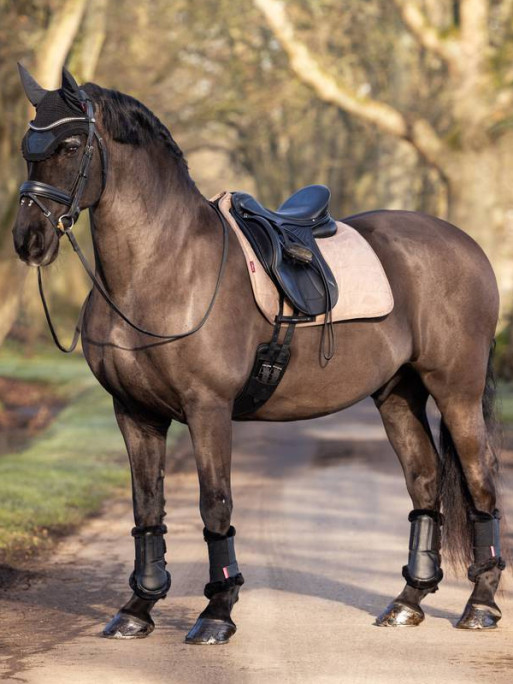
438,344,500,570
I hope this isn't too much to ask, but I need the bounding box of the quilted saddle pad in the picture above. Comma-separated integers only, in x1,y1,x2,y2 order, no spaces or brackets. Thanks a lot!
216,192,394,327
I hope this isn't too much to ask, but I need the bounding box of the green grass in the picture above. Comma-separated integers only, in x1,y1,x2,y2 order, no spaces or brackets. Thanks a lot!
498,383,513,425
0,344,183,560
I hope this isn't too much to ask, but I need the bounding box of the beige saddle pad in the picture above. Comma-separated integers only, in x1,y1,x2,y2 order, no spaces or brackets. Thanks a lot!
216,192,394,326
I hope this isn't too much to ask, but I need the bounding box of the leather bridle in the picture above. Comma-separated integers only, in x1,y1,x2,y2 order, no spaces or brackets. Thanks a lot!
20,94,108,234
18,91,229,353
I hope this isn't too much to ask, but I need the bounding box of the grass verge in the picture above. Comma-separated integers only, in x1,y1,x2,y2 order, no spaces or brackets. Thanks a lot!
0,343,184,561
498,383,513,426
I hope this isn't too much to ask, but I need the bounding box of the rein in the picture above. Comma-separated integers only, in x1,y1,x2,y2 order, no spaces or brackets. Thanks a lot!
20,92,229,353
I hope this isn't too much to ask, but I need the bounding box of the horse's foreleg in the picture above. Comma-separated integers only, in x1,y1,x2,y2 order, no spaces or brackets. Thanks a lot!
103,400,170,639
184,402,244,645
373,370,443,627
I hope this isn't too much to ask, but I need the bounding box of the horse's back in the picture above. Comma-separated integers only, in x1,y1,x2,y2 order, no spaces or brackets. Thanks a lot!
343,209,499,331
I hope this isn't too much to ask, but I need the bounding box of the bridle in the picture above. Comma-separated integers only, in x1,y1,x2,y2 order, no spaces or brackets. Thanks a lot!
19,91,229,353
20,94,108,234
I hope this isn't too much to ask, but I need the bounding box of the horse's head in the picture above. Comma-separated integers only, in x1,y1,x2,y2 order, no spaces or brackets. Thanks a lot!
13,65,105,266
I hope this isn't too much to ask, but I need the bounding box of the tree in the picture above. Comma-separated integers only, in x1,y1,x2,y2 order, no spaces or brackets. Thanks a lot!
0,0,90,348
254,0,513,310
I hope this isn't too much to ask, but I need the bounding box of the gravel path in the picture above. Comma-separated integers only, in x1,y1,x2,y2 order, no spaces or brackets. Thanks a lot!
1,399,512,683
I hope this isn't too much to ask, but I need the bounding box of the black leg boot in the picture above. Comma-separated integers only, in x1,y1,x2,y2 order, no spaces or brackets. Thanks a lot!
456,510,505,629
376,510,443,626
186,526,244,644
103,524,171,638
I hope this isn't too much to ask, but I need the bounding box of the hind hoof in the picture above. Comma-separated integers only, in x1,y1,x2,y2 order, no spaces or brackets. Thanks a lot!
456,603,501,630
102,611,155,639
185,617,236,644
375,601,425,627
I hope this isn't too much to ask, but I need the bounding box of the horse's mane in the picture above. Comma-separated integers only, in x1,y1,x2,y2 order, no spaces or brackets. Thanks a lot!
83,83,188,170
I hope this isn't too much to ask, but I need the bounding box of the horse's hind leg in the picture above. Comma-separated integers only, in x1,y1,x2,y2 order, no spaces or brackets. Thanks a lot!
422,359,504,630
184,401,244,645
103,400,171,639
373,368,443,627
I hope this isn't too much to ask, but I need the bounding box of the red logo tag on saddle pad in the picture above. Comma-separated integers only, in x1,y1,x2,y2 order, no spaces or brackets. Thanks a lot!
250,260,256,273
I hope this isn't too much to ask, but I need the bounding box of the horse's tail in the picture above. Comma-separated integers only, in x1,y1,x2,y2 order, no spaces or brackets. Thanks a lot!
438,343,500,570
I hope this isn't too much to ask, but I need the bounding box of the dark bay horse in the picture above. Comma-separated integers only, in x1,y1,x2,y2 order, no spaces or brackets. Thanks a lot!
12,67,504,643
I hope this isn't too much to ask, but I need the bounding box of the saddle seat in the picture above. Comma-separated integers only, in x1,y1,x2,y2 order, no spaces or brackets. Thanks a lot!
230,185,339,317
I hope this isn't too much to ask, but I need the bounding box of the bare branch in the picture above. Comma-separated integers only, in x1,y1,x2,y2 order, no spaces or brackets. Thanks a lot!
459,0,490,60
34,0,88,88
499,0,513,26
391,0,460,63
253,0,450,173
77,0,108,82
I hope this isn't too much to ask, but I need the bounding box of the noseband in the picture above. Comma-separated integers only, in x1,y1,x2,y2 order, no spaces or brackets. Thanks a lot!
19,93,108,234
18,92,229,353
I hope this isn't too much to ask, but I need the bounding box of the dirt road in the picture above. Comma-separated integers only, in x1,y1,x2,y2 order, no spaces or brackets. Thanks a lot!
1,400,512,683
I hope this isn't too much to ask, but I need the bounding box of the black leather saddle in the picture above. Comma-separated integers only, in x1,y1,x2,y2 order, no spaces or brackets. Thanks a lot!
230,185,338,317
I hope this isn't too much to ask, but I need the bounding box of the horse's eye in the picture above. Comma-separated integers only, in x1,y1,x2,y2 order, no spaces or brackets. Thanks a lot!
60,142,80,156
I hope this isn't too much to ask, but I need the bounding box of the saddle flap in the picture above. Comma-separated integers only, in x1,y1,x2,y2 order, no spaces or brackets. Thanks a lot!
231,197,338,317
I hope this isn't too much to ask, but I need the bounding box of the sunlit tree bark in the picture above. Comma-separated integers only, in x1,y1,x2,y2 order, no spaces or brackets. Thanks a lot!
0,0,90,349
254,0,513,311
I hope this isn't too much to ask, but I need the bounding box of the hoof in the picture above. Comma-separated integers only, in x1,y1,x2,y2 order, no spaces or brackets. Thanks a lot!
456,602,501,630
185,617,236,645
375,601,425,627
102,611,155,639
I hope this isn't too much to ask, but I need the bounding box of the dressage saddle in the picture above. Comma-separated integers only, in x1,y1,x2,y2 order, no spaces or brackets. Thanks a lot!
230,185,339,317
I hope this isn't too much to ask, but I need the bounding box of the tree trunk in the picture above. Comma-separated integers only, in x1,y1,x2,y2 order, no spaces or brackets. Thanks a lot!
0,0,90,351
446,135,513,313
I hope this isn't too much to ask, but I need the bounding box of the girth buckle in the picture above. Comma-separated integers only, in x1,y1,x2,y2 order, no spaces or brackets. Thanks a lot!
257,360,283,385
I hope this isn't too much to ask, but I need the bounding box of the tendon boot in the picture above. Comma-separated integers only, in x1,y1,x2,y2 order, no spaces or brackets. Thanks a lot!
402,509,444,591
376,509,443,627
129,524,171,600
457,510,505,629
103,524,170,639
186,525,244,645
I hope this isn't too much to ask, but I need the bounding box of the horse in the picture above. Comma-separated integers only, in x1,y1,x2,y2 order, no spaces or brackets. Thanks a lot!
12,65,504,644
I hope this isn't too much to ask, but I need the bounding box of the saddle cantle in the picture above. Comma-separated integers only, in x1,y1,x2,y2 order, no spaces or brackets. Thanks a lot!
230,185,339,317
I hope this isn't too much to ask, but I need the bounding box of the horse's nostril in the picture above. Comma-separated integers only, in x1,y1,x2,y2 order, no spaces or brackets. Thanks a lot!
26,229,45,256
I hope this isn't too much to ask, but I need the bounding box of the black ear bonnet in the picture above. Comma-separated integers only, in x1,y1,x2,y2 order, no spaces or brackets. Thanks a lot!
20,65,91,162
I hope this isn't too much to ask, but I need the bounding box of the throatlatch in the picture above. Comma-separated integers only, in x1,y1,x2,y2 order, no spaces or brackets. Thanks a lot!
129,524,171,601
402,509,443,591
204,526,245,599
468,510,506,582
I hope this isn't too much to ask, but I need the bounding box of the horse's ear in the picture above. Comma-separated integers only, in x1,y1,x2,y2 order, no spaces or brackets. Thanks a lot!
17,63,47,107
61,66,80,94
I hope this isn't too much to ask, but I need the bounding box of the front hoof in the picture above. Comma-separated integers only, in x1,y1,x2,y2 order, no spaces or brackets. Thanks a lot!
185,617,236,645
375,601,425,627
102,611,155,639
456,602,501,630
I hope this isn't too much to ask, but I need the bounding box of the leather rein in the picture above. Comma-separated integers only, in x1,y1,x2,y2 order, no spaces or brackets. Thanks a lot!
19,92,229,353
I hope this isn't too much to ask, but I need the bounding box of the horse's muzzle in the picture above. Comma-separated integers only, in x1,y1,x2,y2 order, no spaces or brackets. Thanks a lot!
13,221,59,267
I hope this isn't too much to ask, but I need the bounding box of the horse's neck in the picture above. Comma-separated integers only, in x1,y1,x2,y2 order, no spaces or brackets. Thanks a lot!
91,142,212,297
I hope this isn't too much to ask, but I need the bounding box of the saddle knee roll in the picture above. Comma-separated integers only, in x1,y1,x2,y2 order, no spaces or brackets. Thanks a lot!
129,524,171,600
468,510,506,581
402,510,443,590
204,526,244,598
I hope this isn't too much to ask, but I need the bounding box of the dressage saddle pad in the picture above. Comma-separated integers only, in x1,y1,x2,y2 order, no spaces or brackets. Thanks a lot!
216,192,394,326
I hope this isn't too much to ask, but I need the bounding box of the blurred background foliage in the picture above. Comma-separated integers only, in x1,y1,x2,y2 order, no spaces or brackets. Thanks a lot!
1,0,513,371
